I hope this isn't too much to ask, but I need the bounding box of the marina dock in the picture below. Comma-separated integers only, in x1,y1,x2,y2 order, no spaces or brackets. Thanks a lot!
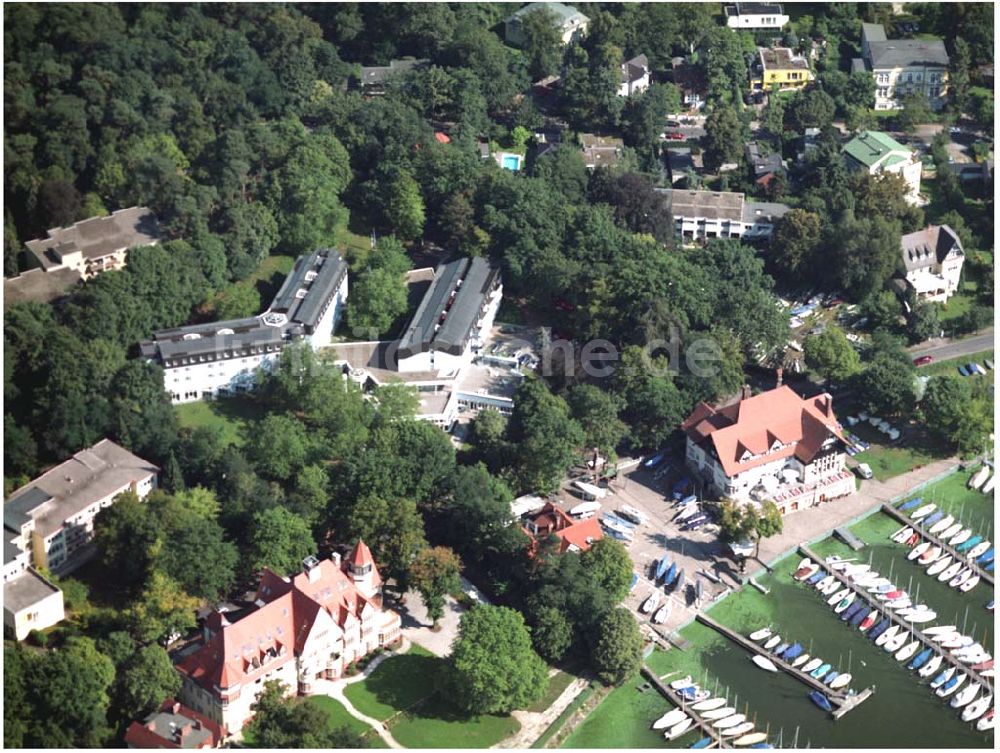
834,526,865,551
693,613,877,715
799,545,994,692
880,504,994,588
641,664,728,748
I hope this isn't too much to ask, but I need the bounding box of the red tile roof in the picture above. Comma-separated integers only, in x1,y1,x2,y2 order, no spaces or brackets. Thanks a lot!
554,516,603,552
349,539,375,568
434,132,451,144
177,552,388,694
682,385,844,478
524,502,603,554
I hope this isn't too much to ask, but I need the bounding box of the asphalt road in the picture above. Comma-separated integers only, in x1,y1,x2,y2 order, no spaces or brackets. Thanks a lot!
908,329,994,361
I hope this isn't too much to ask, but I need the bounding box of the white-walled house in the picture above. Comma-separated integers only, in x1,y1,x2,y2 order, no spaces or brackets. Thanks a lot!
901,225,965,302
505,2,589,48
724,2,789,30
176,542,401,734
657,189,790,241
141,250,348,404
854,23,949,111
681,385,855,514
619,54,650,97
843,131,922,204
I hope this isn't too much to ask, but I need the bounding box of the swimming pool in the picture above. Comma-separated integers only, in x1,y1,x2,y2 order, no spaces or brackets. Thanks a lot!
501,154,521,171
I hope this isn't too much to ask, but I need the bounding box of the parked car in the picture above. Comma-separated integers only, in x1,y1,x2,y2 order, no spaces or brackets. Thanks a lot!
664,132,685,140
855,463,874,480
665,119,681,128
913,355,934,366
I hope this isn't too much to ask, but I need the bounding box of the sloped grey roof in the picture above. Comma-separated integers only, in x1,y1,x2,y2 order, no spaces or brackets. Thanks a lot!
900,225,964,271
25,207,161,269
867,39,948,69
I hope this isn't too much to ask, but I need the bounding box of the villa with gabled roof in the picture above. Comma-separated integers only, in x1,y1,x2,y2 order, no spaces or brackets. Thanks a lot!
681,384,855,513
843,130,922,204
175,542,401,734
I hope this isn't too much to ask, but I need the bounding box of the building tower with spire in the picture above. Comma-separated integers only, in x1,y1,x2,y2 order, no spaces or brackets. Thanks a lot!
345,540,382,601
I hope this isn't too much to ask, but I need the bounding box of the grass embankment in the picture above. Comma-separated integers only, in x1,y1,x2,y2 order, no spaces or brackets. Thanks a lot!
850,418,942,482
529,670,576,713
921,349,995,378
174,395,262,447
342,643,520,748
531,683,596,748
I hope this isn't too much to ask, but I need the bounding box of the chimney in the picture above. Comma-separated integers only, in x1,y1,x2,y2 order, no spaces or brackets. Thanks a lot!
330,552,342,569
741,384,752,401
776,367,783,388
302,555,321,583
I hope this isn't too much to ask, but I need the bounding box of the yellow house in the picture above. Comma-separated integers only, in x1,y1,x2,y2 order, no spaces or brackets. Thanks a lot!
750,47,814,93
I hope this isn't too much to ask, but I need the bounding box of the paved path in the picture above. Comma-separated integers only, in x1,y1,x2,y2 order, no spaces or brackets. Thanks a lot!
496,673,591,749
751,457,958,570
908,330,993,361
310,637,412,749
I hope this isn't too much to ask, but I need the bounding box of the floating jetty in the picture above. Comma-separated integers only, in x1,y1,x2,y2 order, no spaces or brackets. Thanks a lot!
880,504,994,588
693,613,874,718
749,577,770,595
799,544,994,692
641,664,727,748
834,526,865,551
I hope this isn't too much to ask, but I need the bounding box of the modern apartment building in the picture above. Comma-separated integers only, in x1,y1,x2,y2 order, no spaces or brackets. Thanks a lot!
176,542,402,734
24,206,161,280
140,250,348,404
657,189,790,241
681,385,855,513
4,439,158,576
854,23,949,110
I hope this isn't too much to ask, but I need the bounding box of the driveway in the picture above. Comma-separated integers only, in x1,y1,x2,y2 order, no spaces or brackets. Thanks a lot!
908,330,994,361
395,575,488,657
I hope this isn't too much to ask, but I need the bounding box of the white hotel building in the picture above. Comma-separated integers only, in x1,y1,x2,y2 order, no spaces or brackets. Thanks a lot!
141,250,348,403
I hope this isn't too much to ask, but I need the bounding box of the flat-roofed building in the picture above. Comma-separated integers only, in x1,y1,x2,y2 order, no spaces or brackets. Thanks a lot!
140,250,348,403
24,206,161,280
751,47,814,93
657,189,790,241
352,58,428,96
125,698,226,748
4,439,158,576
3,568,64,641
854,22,949,110
578,133,625,169
505,2,589,48
724,2,789,30
396,257,502,374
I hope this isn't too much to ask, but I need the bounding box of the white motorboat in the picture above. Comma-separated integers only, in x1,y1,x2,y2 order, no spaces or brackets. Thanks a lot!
570,500,602,517
721,722,756,738
961,693,993,723
821,579,842,595
802,658,823,673
959,574,980,592
927,555,953,577
791,653,811,668
652,708,688,730
652,604,671,624
905,610,938,623
752,655,779,672
895,640,920,662
911,503,937,520
924,625,958,636
918,545,942,565
828,673,852,690
942,635,974,650
938,560,963,583
950,683,981,709
917,654,943,678
875,625,900,647
864,578,892,592
665,717,694,740
712,713,747,730
833,592,856,614
764,635,782,650
701,707,737,720
749,627,772,641
949,528,973,547
842,563,870,577
929,514,956,535
692,697,727,712
641,591,661,614
908,541,931,561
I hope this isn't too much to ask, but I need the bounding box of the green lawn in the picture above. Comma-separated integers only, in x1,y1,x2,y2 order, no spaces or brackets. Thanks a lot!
390,694,521,749
560,669,674,749
850,421,942,482
921,349,995,378
174,395,263,446
343,644,439,721
937,289,976,322
531,684,596,748
241,695,387,748
528,670,576,713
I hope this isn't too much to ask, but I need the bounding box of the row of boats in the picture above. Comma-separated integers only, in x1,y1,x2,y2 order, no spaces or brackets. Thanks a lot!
651,676,770,747
797,556,995,731
896,498,995,576
746,624,852,698
891,523,987,594
967,465,995,496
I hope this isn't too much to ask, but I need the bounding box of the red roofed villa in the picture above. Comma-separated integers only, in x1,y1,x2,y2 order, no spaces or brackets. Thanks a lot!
175,542,401,735
523,501,603,555
681,384,855,514
124,698,225,749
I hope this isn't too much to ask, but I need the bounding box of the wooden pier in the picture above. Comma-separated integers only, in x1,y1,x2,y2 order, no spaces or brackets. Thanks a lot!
799,544,994,692
880,504,994,588
834,526,865,551
693,613,877,715
641,664,729,748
